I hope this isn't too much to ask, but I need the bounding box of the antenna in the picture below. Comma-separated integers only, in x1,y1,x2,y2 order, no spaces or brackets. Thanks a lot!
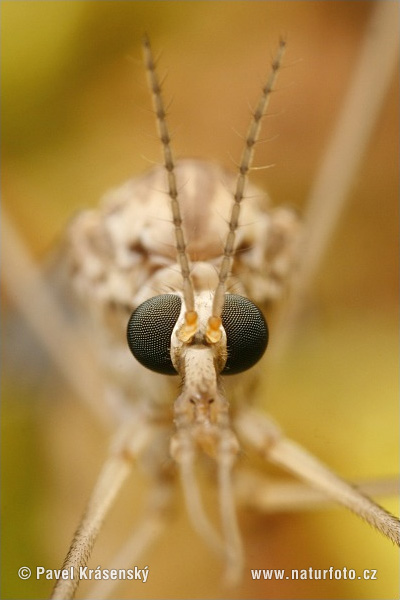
212,38,287,318
142,34,195,313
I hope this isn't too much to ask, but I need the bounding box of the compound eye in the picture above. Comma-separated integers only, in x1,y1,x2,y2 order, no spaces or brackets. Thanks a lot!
221,294,268,375
127,294,181,375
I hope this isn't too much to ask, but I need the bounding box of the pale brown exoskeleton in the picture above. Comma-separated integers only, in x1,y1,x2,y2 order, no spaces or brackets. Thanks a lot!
31,27,400,599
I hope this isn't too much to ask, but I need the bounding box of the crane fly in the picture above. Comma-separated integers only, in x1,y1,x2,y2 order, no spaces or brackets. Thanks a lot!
42,31,399,599
3,11,398,600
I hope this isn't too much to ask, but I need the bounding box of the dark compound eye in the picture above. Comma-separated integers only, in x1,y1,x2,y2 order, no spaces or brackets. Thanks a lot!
221,294,268,375
127,294,181,375
127,293,268,376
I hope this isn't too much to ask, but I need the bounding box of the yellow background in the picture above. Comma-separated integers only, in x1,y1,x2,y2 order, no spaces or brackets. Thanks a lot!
2,1,398,599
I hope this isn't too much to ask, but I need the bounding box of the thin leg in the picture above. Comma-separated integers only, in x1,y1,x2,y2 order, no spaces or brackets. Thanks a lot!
171,400,244,582
271,1,399,359
50,452,133,600
235,469,400,514
217,435,244,585
85,479,174,599
2,208,110,428
235,407,400,545
171,431,225,555
51,412,158,600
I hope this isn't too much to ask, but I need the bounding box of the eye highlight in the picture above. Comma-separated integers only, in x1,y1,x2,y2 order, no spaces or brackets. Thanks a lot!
127,294,181,375
221,294,268,375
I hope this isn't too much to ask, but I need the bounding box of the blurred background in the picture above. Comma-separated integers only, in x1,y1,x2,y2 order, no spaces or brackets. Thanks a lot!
1,1,398,599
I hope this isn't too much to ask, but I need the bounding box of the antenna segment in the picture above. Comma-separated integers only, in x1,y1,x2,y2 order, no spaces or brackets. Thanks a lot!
142,34,195,312
212,38,287,318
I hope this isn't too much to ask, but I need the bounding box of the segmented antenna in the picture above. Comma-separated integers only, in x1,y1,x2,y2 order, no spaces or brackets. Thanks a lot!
142,34,195,313
212,38,287,318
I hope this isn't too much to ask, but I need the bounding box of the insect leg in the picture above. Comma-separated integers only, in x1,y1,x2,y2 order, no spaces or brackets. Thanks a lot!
235,469,400,514
2,208,110,428
171,429,225,556
235,407,400,545
50,410,159,600
272,0,399,358
85,478,174,599
217,432,244,585
50,452,132,600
